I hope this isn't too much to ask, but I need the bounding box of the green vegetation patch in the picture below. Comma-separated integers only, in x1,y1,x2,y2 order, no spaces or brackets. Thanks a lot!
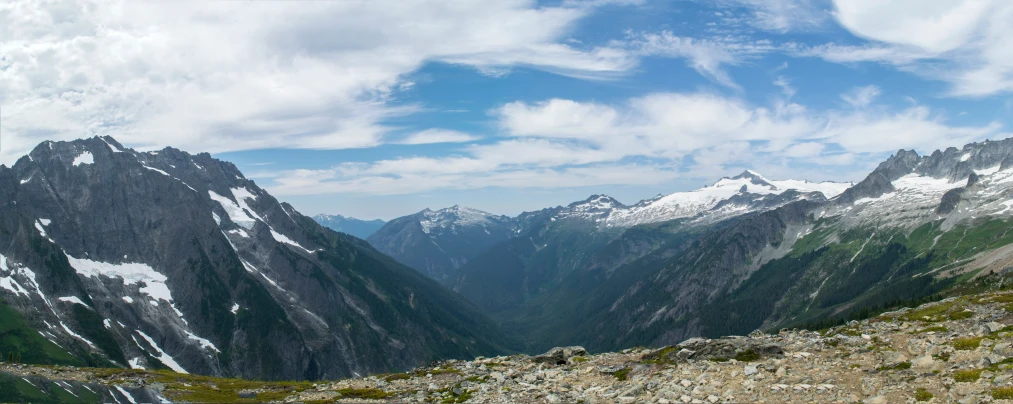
613,367,631,381
914,388,933,402
953,369,982,382
0,302,80,366
993,387,1013,400
382,373,412,382
953,337,982,350
876,361,911,371
734,349,761,362
91,369,314,403
337,388,391,399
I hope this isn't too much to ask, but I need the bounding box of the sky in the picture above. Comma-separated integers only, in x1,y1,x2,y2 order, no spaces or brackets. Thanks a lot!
3,0,1013,220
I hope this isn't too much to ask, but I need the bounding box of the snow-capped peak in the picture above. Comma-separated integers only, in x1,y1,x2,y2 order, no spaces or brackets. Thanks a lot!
417,206,502,234
555,170,851,228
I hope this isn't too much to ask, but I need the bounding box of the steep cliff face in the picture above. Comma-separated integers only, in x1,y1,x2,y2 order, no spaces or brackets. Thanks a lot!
0,137,507,380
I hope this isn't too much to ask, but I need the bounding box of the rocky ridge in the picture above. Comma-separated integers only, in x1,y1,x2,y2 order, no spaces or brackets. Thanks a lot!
3,290,1011,403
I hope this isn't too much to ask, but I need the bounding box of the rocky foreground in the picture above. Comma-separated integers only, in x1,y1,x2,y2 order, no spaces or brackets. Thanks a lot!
2,291,1012,403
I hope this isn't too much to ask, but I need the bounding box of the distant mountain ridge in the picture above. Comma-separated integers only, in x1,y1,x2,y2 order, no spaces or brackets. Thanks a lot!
312,214,385,239
369,137,1013,355
368,171,851,283
366,206,517,281
0,136,508,380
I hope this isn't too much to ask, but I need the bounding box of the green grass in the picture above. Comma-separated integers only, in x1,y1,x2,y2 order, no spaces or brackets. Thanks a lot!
0,302,80,366
947,310,973,320
876,361,911,371
91,369,314,403
734,349,761,362
953,369,982,382
382,373,412,382
915,388,933,402
993,387,1013,399
613,367,631,381
439,388,474,404
337,388,391,399
912,326,948,334
953,337,982,350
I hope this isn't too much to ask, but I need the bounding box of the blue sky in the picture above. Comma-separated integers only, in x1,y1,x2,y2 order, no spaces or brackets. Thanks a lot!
4,0,1013,220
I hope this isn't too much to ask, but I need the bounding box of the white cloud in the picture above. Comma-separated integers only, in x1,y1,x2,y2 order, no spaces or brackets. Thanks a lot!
266,91,1004,196
799,0,1013,96
840,85,881,108
0,0,639,163
816,106,1003,154
398,129,479,145
626,31,777,88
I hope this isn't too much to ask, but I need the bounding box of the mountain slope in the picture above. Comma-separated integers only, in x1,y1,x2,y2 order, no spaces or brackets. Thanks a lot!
366,206,516,282
0,137,508,380
450,172,847,317
311,214,385,240
485,138,1013,353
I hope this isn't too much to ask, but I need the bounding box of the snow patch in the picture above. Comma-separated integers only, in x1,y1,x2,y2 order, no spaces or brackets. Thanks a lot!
66,256,174,304
58,296,89,307
270,229,317,254
974,165,1002,177
73,152,94,166
122,296,134,304
101,138,126,153
228,229,250,238
129,358,145,370
115,386,139,404
961,153,971,162
184,331,220,353
104,319,112,329
0,276,29,297
230,303,239,314
35,221,49,238
208,190,262,229
60,321,96,348
135,331,188,373
39,218,51,226
142,165,170,176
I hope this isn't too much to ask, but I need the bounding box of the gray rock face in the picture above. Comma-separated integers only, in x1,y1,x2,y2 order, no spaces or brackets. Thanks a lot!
0,136,507,380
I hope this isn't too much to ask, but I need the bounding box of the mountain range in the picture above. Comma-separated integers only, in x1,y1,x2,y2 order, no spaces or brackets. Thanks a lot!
311,214,385,240
0,137,508,381
6,135,1013,383
367,138,1013,353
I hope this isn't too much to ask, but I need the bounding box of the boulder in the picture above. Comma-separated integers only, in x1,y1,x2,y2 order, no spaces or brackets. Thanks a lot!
533,346,588,365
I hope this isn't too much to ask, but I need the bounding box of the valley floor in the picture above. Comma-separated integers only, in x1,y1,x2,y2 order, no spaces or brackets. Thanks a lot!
2,291,1013,403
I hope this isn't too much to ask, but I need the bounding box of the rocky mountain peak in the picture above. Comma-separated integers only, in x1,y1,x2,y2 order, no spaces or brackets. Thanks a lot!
729,169,774,187
1,136,508,381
